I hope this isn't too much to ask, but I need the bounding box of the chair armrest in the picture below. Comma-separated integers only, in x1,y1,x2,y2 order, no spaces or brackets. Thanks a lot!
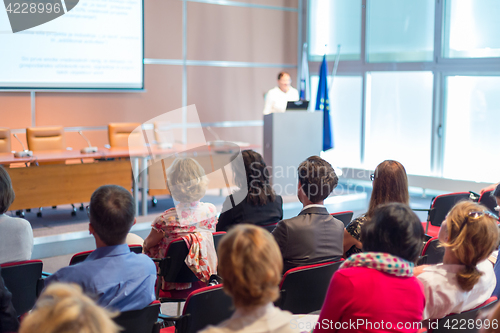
152,258,162,263
411,208,430,212
42,271,52,278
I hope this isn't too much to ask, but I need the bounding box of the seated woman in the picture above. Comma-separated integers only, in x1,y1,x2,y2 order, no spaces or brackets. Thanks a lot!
143,158,218,295
201,224,294,333
314,203,425,333
343,160,409,258
19,283,119,333
217,150,283,231
0,165,33,264
415,201,498,320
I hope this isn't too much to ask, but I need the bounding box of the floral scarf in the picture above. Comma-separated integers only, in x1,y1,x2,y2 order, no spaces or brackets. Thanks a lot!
340,252,414,277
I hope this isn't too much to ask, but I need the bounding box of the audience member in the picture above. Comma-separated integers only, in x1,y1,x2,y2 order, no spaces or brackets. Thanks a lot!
19,283,119,333
415,201,498,320
272,156,343,272
314,203,425,333
344,160,409,258
479,301,500,333
143,158,217,296
480,182,499,195
0,268,18,333
492,184,500,298
217,150,283,231
45,185,156,312
200,224,294,333
0,165,33,265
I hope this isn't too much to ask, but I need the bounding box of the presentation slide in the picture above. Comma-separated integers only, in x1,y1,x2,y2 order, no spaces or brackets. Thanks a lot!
0,0,143,89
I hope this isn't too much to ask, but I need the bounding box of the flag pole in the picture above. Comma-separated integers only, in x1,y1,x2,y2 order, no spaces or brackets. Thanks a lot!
329,44,341,95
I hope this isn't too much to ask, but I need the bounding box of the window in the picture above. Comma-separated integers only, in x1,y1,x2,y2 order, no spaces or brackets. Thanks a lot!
364,72,433,175
308,0,362,61
444,0,500,58
443,76,500,182
366,0,435,62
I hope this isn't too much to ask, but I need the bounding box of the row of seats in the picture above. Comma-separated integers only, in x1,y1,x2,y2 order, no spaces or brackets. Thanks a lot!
0,123,140,153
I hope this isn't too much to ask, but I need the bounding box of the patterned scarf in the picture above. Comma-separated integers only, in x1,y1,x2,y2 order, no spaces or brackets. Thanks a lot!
340,252,414,277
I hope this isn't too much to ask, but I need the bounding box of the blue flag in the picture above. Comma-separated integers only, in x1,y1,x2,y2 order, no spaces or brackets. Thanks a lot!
315,55,333,151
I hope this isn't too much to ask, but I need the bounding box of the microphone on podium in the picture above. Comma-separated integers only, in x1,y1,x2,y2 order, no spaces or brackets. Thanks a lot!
206,126,225,147
12,134,33,158
78,131,98,153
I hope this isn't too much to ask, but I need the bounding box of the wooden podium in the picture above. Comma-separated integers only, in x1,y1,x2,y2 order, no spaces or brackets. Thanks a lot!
263,111,323,196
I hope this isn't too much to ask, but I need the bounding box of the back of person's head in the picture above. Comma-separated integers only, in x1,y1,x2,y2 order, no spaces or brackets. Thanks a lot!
361,203,424,263
166,157,208,203
0,165,15,214
89,185,135,246
297,156,338,203
493,183,500,199
218,224,282,310
236,150,276,206
367,160,409,218
19,283,119,333
443,201,499,291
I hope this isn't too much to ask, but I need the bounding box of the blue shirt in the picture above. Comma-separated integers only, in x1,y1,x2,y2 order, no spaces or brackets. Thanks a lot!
45,244,156,312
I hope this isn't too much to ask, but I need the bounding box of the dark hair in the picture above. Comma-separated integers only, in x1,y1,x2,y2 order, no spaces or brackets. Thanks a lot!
0,166,15,214
89,185,135,246
298,156,338,203
494,183,500,198
367,160,409,218
235,150,276,206
361,203,424,263
277,72,290,80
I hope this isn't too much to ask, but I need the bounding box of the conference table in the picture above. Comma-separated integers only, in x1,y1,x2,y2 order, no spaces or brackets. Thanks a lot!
0,142,251,216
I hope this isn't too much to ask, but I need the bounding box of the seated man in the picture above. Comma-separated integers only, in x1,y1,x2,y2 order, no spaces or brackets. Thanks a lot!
272,156,343,272
45,185,156,312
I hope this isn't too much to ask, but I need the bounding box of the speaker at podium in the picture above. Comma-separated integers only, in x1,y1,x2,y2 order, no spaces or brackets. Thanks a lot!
263,111,323,196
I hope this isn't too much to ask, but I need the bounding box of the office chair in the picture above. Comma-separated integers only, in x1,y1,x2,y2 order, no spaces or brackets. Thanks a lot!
108,123,141,148
0,128,11,153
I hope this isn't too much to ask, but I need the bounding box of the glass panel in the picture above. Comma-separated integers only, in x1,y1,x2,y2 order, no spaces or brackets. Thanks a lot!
444,0,500,58
310,76,363,168
366,0,434,62
443,76,500,182
308,0,362,61
365,72,433,175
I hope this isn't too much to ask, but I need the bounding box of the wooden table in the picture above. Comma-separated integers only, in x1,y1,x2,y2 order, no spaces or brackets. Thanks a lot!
1,142,254,216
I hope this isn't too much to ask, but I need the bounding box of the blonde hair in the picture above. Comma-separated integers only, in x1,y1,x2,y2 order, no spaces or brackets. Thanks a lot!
218,224,282,310
444,201,499,292
19,283,120,333
166,158,209,203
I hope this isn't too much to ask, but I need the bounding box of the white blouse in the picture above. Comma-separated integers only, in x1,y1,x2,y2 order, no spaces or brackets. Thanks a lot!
417,260,496,320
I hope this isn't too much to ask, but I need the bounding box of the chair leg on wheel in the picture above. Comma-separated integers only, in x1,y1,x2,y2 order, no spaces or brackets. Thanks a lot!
37,207,43,218
152,197,157,207
71,204,77,216
177,303,182,316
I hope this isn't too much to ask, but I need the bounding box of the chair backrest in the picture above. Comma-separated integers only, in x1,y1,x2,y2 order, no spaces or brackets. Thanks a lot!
261,223,278,233
421,237,445,265
429,192,471,227
176,285,234,333
0,128,11,153
330,211,354,227
26,126,65,151
479,190,498,215
159,238,199,283
108,123,141,148
0,260,43,316
212,232,226,252
276,260,343,314
70,245,143,266
430,297,498,333
114,302,161,333
69,250,94,266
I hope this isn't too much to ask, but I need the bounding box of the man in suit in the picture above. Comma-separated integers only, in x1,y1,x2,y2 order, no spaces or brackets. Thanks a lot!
272,156,344,272
45,185,156,312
